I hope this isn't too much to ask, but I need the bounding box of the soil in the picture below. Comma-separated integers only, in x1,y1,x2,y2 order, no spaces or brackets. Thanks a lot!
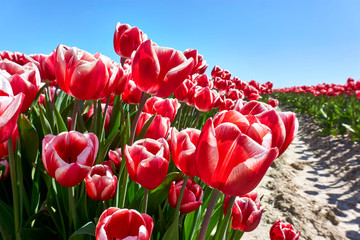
243,112,360,240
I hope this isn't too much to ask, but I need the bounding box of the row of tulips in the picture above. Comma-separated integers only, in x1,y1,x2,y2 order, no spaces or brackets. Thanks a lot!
272,78,360,141
0,21,300,240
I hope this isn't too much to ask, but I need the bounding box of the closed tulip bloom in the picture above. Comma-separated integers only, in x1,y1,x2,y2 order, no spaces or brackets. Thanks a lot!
0,72,24,144
124,138,169,190
193,86,218,112
113,22,147,58
85,164,117,201
195,111,278,197
55,45,119,100
30,50,57,82
168,179,203,214
108,148,122,170
174,78,195,102
223,192,264,232
121,79,142,104
143,97,180,122
113,66,130,95
96,207,154,240
42,131,99,187
132,39,194,98
268,98,279,108
136,112,170,140
0,159,10,181
168,128,200,177
270,220,300,240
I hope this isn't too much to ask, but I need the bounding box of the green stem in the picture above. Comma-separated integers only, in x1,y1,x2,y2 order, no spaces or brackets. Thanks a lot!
198,189,220,240
8,137,20,240
68,187,78,230
142,189,149,213
175,176,189,214
218,196,236,240
191,111,202,128
71,98,81,131
129,92,149,145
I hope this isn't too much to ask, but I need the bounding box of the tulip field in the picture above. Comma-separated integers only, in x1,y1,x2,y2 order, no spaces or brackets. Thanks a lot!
0,21,326,240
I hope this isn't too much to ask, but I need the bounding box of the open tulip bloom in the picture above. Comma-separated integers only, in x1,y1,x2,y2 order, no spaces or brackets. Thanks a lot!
0,22,303,240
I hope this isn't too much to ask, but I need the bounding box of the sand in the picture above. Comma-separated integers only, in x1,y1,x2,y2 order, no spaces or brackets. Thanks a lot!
243,113,360,240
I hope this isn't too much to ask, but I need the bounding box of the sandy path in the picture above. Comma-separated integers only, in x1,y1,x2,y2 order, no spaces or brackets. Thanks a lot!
242,113,360,240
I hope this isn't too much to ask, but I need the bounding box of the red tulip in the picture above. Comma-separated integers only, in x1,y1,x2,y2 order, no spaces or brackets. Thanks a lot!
0,128,19,158
143,97,180,122
108,148,122,170
55,45,119,100
113,66,130,95
356,90,360,99
223,192,264,232
0,60,41,112
42,131,98,187
194,74,213,88
174,78,195,102
270,220,300,240
132,39,194,98
84,164,117,201
121,79,142,104
268,98,279,108
183,49,208,75
30,51,56,82
113,22,147,59
168,128,200,177
0,73,24,144
136,112,170,140
96,207,154,240
192,86,218,112
227,89,244,101
195,112,278,196
168,178,203,214
124,138,169,190
0,159,9,181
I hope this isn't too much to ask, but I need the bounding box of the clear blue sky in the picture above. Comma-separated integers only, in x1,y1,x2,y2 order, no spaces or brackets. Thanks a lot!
1,0,359,88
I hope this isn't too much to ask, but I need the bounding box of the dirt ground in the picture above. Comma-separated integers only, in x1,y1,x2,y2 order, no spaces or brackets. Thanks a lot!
243,112,360,240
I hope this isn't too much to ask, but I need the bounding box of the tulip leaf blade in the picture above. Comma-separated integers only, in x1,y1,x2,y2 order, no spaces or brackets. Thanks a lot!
135,113,157,141
53,103,68,133
68,221,96,240
95,130,120,165
38,104,53,135
106,95,122,138
0,199,15,240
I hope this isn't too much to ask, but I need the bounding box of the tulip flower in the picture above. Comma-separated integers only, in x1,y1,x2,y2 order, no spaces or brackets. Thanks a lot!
168,178,203,214
84,164,117,201
132,39,194,98
113,22,147,59
356,90,360,99
0,128,18,158
42,131,98,187
0,60,41,112
121,79,142,104
0,72,24,144
183,49,208,75
168,128,200,177
96,207,154,240
136,112,170,140
0,159,9,180
270,220,300,240
195,112,278,197
55,44,119,100
124,138,169,190
143,96,180,122
174,78,195,102
192,86,218,112
30,51,57,82
223,192,264,232
108,148,122,170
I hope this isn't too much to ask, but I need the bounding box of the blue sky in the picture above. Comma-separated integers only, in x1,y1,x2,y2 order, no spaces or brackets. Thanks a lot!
1,0,360,88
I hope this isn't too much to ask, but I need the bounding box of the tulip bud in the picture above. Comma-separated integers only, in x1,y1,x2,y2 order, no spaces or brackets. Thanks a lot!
108,148,122,170
124,138,169,190
136,112,170,140
270,220,300,240
113,23,147,58
143,97,180,122
223,192,264,232
268,98,279,108
168,179,203,214
96,207,154,240
85,164,118,201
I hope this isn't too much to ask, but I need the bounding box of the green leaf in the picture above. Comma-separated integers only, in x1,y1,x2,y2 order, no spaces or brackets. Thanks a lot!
68,222,96,240
18,115,39,167
53,103,68,133
135,113,156,141
0,199,15,240
39,105,53,135
205,201,224,239
95,130,120,165
30,83,47,109
106,95,122,138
